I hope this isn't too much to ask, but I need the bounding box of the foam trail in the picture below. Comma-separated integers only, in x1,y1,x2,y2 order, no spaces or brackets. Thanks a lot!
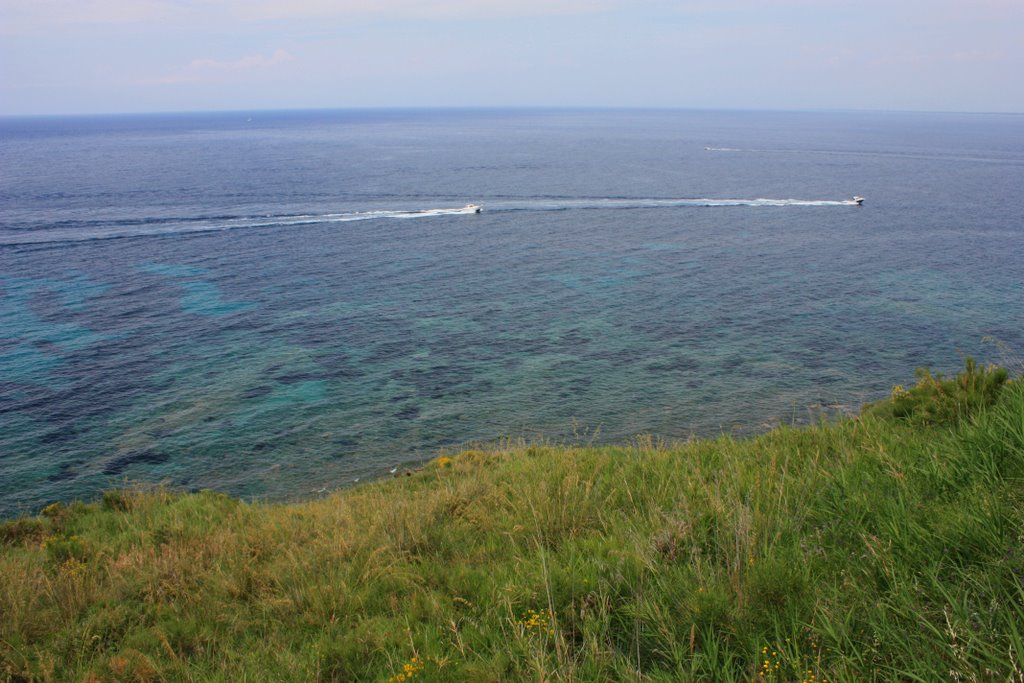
0,205,484,246
0,199,859,247
485,197,863,211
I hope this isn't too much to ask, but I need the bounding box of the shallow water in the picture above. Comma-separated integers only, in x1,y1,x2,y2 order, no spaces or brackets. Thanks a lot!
2,109,1022,516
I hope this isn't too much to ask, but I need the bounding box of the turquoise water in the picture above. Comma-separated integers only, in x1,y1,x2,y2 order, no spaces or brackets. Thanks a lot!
1,109,1022,516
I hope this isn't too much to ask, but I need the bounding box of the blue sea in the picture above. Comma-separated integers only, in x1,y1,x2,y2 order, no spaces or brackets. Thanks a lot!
1,109,1022,517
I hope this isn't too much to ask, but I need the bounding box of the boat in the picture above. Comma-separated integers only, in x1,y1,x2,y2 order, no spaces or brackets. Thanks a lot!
853,196,865,205
464,204,482,213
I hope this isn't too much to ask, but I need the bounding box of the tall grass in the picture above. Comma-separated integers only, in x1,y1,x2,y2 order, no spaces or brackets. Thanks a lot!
2,365,1022,681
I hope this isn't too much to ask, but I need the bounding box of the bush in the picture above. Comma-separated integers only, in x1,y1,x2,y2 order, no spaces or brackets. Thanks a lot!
0,517,48,546
863,357,1010,426
43,534,90,565
102,491,133,512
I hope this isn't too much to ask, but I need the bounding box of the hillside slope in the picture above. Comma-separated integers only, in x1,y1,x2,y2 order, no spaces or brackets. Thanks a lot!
2,373,1023,681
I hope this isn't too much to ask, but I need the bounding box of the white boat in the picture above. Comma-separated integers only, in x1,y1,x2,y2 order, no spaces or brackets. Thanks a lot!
853,196,865,205
393,204,482,218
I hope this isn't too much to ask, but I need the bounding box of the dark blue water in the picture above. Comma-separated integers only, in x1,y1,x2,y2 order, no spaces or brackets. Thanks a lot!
2,109,1022,517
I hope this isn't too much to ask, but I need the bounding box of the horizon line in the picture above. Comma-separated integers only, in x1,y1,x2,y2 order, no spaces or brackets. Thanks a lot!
2,105,1023,120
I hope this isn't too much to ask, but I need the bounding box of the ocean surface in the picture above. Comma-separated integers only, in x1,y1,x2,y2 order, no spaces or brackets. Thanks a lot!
1,108,1022,517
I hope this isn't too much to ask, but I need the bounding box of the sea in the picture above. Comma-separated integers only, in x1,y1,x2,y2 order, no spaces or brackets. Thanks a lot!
1,108,1022,518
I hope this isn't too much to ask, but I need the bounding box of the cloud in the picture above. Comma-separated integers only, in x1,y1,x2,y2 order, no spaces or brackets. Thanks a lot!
235,0,623,20
1,0,629,28
950,49,1007,63
0,0,180,29
4,0,1021,27
189,48,294,71
144,48,295,85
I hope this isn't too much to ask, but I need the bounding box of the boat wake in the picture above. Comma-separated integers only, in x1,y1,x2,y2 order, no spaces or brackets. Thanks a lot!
0,205,483,246
1,198,859,247
491,197,863,210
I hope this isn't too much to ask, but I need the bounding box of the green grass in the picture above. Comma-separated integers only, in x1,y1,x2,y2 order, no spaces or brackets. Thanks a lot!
2,366,1023,682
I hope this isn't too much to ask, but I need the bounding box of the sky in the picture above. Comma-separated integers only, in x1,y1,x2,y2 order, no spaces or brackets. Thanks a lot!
1,0,1022,115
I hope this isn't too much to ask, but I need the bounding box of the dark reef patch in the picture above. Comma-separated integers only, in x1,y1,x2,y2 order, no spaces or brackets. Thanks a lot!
646,357,700,373
102,450,170,476
242,386,273,399
394,405,421,420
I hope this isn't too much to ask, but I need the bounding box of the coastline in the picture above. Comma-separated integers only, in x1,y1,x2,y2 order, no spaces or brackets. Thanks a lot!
2,365,1021,680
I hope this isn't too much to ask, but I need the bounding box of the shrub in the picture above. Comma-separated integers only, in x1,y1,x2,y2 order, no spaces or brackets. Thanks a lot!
0,518,48,546
862,357,1009,426
43,534,90,565
102,491,133,512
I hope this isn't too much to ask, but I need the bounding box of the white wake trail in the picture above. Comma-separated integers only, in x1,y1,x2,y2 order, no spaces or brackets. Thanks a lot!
1,205,484,246
486,197,864,211
1,198,862,247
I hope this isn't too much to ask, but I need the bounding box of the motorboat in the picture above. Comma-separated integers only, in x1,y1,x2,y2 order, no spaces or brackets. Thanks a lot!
853,196,865,205
464,204,482,213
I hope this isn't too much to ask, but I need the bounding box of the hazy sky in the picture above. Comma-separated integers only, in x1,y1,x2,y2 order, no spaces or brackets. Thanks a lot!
1,0,1022,115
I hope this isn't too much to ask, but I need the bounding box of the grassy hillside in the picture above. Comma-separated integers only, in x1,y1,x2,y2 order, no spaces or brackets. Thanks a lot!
2,364,1023,682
